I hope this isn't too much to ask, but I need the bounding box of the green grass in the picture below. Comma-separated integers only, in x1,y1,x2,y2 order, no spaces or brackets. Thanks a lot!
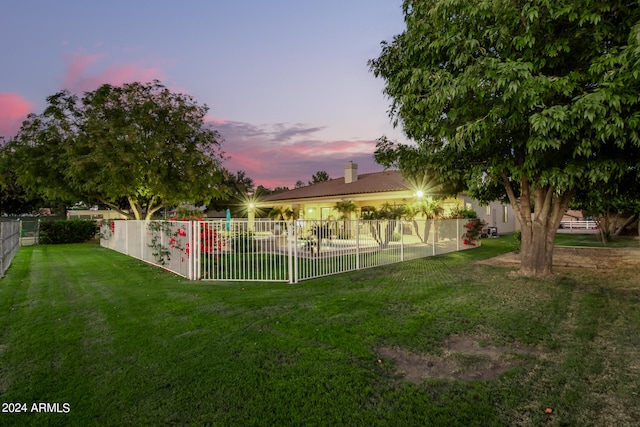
555,232,639,247
1,238,639,426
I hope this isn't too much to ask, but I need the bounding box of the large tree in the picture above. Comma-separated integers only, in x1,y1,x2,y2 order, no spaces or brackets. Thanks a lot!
370,0,640,276
9,81,228,219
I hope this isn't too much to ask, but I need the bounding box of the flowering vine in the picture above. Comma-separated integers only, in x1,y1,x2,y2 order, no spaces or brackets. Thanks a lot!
462,218,488,246
148,218,226,265
98,219,116,240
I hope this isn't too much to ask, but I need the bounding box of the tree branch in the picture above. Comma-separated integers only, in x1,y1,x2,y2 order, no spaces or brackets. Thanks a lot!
96,197,132,219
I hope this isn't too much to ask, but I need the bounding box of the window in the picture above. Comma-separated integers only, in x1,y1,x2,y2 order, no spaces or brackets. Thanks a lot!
321,207,333,220
503,206,508,223
485,205,491,216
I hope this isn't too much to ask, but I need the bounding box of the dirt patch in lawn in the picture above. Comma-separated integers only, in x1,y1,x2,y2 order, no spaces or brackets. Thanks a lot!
477,246,640,269
376,336,544,383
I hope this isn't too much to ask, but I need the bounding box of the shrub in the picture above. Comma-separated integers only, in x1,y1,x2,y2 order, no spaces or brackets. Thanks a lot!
39,219,98,244
513,230,522,253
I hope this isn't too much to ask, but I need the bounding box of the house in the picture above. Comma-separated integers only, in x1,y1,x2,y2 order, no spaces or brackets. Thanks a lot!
254,161,518,235
66,209,128,221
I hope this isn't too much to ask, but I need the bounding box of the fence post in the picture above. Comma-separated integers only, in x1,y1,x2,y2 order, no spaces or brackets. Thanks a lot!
355,219,360,270
287,222,295,284
432,218,436,256
190,221,199,281
124,221,129,256
400,220,404,262
456,218,460,251
140,221,145,260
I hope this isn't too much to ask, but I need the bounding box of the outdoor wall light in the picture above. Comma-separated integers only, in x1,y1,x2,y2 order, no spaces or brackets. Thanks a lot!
415,190,425,198
248,203,255,209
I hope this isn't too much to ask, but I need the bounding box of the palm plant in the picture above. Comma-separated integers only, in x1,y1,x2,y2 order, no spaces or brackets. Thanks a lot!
268,206,294,221
407,199,443,243
334,199,358,238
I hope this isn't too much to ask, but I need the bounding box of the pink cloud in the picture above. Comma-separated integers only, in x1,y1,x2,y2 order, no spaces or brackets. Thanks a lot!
60,51,166,94
0,93,33,138
214,119,382,188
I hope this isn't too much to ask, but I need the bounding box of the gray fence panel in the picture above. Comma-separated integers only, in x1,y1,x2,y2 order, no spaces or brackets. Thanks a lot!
1,220,21,278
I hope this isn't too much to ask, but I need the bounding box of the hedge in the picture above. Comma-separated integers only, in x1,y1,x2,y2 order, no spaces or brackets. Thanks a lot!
39,219,98,244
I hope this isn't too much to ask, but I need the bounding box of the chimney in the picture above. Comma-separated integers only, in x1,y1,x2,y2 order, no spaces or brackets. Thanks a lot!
344,161,358,184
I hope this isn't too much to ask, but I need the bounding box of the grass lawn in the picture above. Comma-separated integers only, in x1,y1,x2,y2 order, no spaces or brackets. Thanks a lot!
1,238,639,426
555,232,640,248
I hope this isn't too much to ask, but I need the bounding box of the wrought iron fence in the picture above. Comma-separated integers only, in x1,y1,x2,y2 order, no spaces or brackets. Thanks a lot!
1,220,21,278
101,218,479,283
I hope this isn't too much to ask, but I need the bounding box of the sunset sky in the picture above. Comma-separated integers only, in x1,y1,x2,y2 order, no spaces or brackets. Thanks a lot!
0,1,409,188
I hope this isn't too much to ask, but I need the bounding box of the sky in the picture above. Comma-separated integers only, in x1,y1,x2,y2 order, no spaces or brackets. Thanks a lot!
0,0,410,189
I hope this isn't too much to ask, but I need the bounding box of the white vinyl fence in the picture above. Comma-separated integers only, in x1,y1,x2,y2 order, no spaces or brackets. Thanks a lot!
101,218,480,283
1,220,21,278
559,220,598,230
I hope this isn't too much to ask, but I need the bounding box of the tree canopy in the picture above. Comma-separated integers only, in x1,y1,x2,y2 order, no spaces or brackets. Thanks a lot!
370,0,640,276
8,81,228,219
309,170,330,185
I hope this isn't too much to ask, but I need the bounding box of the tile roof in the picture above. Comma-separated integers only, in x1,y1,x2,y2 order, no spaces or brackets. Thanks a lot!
259,170,410,202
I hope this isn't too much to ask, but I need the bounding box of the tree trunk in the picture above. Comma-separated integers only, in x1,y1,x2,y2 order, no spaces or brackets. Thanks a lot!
382,220,395,248
503,175,572,277
614,214,637,236
368,222,381,245
97,197,133,220
412,220,424,243
423,220,432,244
519,221,557,276
127,196,142,220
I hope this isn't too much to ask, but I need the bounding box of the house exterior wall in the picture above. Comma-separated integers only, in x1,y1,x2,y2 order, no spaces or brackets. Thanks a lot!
261,194,518,235
458,196,518,235
66,209,128,221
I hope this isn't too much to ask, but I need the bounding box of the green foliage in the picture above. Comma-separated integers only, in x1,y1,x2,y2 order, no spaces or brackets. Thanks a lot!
334,199,357,219
405,198,444,220
39,219,97,244
268,206,295,220
147,220,184,265
513,230,522,253
309,170,330,185
444,205,478,220
9,80,229,220
570,170,640,240
369,0,640,275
